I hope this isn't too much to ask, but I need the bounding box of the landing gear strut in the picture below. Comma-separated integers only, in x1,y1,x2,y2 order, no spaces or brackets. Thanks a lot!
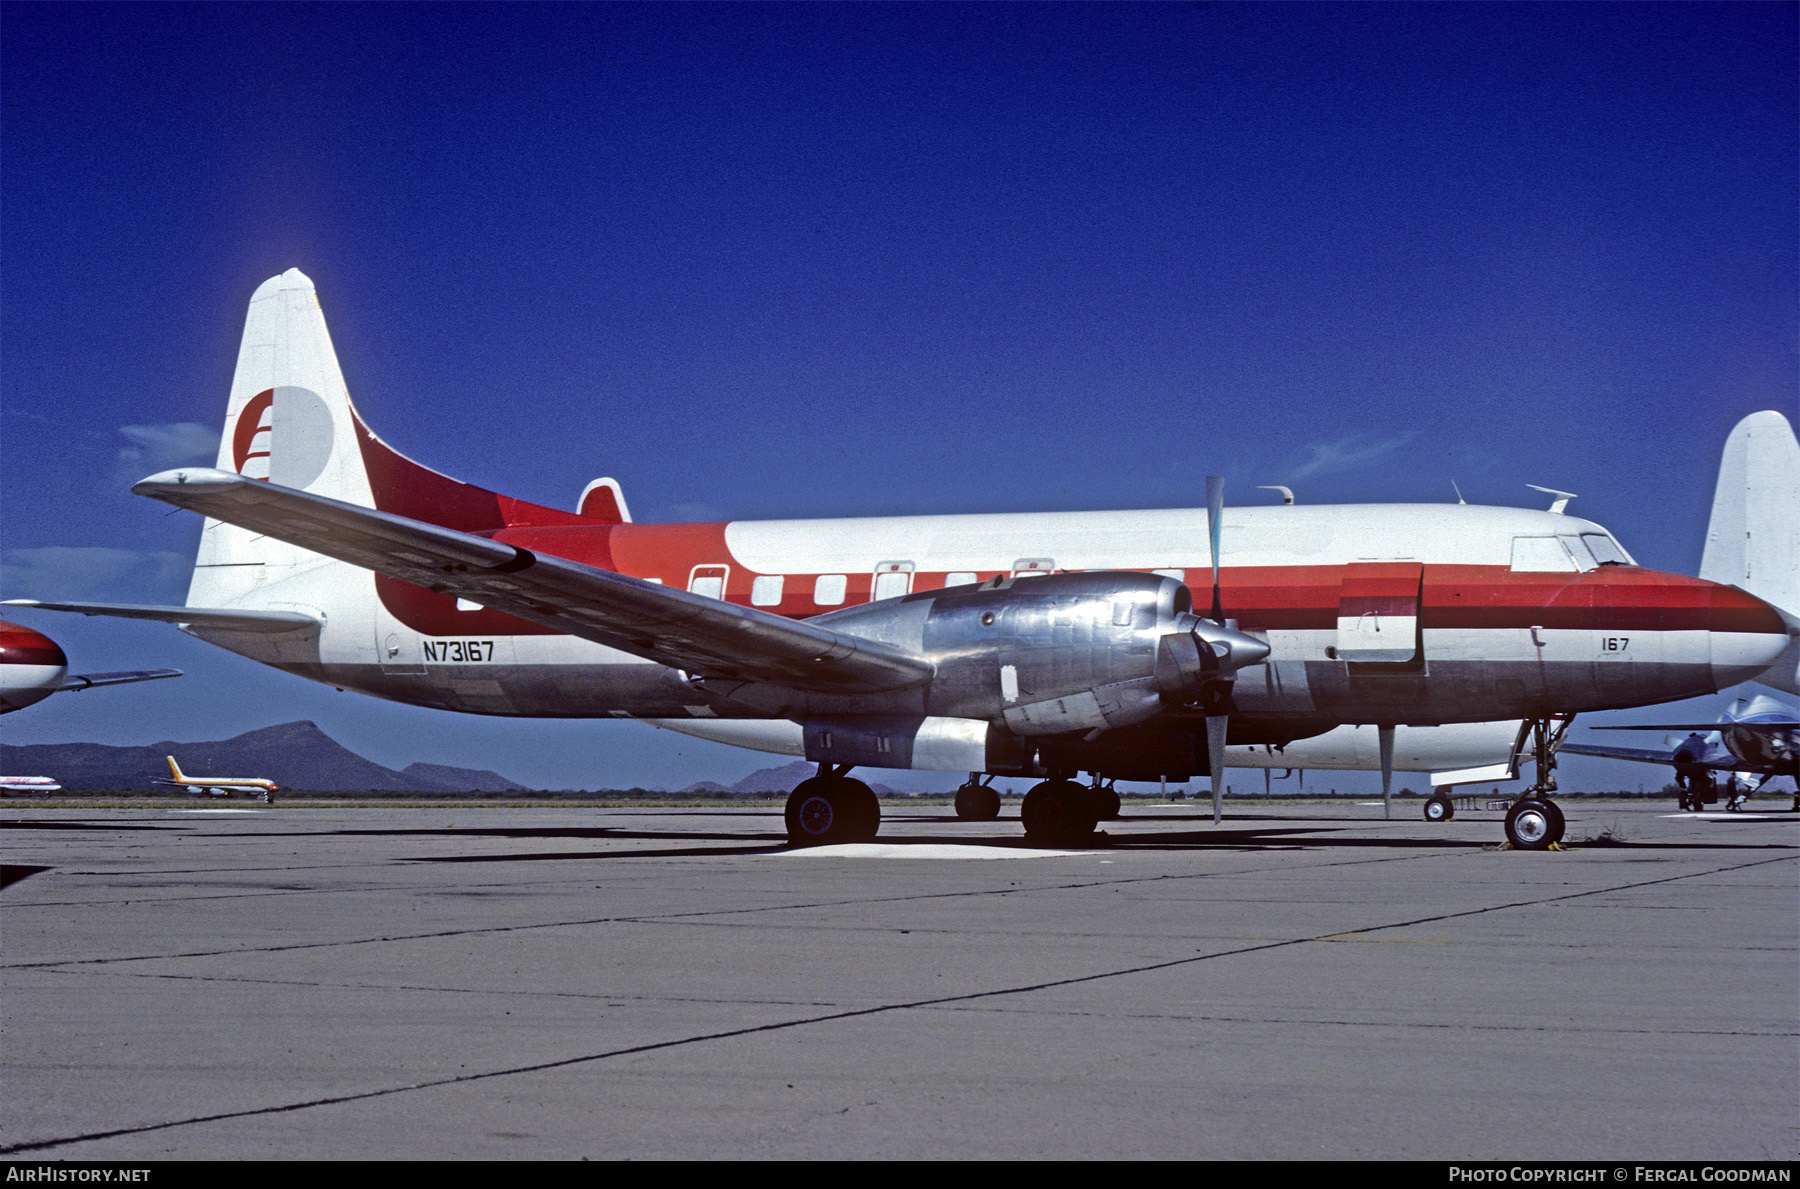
1503,716,1573,850
1086,777,1122,821
784,763,880,847
953,774,1002,821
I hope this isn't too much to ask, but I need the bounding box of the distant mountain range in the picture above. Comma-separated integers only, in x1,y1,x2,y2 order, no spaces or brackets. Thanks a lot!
0,721,897,796
681,759,900,797
1,721,528,793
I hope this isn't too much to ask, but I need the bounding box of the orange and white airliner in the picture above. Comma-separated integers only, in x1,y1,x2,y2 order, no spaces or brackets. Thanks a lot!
156,756,278,803
8,271,1795,848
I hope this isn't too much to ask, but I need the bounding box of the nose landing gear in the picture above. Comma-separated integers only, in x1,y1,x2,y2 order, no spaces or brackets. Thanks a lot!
1503,716,1573,850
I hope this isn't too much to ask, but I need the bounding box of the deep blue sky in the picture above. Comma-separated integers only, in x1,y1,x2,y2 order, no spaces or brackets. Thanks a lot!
3,3,1795,791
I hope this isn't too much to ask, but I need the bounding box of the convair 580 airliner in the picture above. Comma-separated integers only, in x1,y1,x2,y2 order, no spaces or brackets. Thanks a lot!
10,271,1794,848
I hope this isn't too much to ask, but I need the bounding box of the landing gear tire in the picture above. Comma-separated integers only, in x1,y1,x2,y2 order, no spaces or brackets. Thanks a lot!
1543,798,1565,846
1021,779,1098,845
1088,785,1122,821
954,783,1001,821
1505,797,1558,850
1422,793,1454,823
785,776,880,847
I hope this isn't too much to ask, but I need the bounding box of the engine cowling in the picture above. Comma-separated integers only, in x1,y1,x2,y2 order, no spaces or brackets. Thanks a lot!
812,571,1268,735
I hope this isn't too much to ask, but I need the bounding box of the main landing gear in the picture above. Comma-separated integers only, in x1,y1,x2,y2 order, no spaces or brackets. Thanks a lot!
953,774,1002,821
1502,716,1573,850
1020,777,1103,845
784,764,880,847
1020,778,1094,845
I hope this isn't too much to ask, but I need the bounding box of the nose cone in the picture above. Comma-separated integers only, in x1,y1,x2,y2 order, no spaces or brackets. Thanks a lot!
1190,620,1272,673
0,620,69,713
1706,582,1793,688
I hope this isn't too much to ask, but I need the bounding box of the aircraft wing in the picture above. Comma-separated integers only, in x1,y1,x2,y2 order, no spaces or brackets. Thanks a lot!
1559,742,1680,766
60,669,183,691
129,468,934,694
3,600,320,634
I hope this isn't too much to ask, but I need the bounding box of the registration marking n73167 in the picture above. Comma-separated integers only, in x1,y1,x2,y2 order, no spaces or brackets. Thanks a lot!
423,639,494,663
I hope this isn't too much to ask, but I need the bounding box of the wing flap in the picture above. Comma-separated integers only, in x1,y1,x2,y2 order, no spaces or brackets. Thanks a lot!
130,468,933,693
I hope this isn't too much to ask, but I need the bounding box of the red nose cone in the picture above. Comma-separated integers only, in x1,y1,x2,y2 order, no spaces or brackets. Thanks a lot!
1705,582,1789,636
0,620,68,668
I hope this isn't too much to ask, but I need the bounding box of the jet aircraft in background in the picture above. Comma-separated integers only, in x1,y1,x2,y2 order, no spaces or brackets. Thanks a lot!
155,756,278,802
0,776,62,794
1562,693,1800,812
8,270,1796,851
0,619,181,714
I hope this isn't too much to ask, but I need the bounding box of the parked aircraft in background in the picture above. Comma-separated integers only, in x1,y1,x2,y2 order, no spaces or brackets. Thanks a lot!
0,775,62,794
7,271,1795,850
155,756,278,802
0,619,181,714
1562,693,1799,812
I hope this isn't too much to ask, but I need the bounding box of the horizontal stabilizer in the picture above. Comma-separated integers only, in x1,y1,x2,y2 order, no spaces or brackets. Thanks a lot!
1559,742,1679,765
2,600,319,634
60,669,183,691
1595,722,1794,732
130,468,935,694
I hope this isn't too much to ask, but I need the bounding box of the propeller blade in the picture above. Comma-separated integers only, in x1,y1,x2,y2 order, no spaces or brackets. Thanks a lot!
1206,713,1228,825
1379,724,1395,821
1205,475,1225,622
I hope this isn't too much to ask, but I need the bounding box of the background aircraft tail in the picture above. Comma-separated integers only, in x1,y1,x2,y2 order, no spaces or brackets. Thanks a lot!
166,756,185,781
1701,410,1800,695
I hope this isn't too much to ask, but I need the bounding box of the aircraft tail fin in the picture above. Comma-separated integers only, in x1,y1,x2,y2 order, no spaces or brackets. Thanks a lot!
166,756,184,782
186,270,599,610
1702,410,1800,695
188,269,377,607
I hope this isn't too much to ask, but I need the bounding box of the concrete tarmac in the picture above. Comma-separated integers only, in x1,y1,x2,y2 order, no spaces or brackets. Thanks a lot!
2,799,1795,1159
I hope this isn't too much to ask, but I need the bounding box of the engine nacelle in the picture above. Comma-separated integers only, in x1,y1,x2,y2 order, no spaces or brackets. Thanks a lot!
811,571,1266,735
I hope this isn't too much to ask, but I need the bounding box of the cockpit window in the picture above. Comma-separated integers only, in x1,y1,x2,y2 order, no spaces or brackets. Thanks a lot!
1581,533,1632,566
1510,536,1577,572
1558,536,1598,571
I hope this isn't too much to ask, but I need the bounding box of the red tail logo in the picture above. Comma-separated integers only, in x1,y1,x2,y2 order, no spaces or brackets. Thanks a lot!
232,389,275,478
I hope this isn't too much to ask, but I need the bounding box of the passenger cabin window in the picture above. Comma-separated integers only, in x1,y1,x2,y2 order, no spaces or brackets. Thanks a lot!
873,571,911,601
814,574,847,605
750,575,785,606
945,572,978,588
1153,569,1185,580
1509,537,1577,573
689,567,728,600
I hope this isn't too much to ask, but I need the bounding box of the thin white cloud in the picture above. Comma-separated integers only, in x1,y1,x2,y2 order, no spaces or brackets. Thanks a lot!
1285,432,1417,482
113,422,219,485
0,546,190,603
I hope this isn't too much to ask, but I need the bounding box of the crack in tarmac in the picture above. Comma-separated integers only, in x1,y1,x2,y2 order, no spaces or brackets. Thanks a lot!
3,848,1442,971
3,852,1791,1155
